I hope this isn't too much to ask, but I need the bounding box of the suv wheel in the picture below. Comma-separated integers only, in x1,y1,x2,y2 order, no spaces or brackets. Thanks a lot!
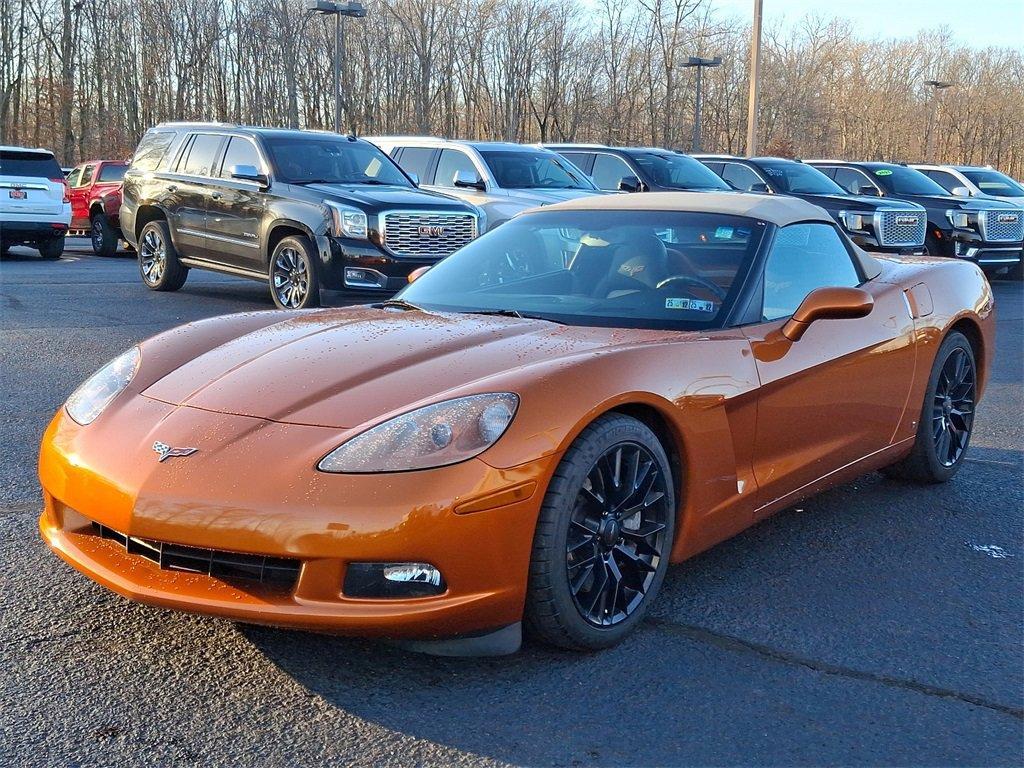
270,236,321,309
37,236,65,260
139,220,188,291
90,214,118,257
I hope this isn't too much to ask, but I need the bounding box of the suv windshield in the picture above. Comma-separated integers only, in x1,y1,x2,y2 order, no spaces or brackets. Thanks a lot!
871,166,948,196
479,150,593,190
265,137,411,186
757,160,845,195
0,150,62,179
962,169,1024,197
400,210,763,330
631,152,730,191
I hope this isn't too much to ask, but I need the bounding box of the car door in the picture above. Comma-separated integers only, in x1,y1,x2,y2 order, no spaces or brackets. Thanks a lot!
426,148,489,204
167,132,225,260
742,222,917,516
392,146,437,186
590,153,639,191
69,164,93,228
205,135,267,272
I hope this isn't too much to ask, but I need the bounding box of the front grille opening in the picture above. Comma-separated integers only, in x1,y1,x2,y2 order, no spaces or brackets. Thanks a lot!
91,523,300,592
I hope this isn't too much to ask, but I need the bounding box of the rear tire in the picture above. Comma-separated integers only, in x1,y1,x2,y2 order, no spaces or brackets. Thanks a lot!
883,331,976,483
90,213,118,257
525,413,675,650
37,236,65,260
138,220,188,291
269,235,321,309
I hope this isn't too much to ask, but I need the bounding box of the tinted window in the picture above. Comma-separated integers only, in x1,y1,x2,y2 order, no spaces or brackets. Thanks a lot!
180,134,223,176
558,152,593,173
395,147,434,180
131,131,175,172
833,167,876,195
263,137,410,186
97,164,127,182
79,165,95,186
0,150,62,178
219,137,262,178
962,169,1024,197
757,160,845,195
401,210,763,331
629,152,730,191
66,167,83,187
433,149,478,187
870,166,948,196
762,223,860,321
926,169,961,192
479,150,592,190
721,162,764,192
591,154,635,190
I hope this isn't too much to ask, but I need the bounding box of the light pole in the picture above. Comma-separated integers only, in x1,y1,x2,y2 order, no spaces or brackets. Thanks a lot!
306,0,367,134
924,79,954,162
682,56,721,153
745,0,763,157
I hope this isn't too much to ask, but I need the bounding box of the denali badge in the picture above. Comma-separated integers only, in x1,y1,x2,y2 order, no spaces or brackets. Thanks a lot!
418,225,445,237
895,215,919,226
153,441,198,462
996,213,1019,223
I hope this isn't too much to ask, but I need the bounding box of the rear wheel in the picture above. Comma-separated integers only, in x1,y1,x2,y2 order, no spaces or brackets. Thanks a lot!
884,331,976,483
138,220,188,291
90,213,118,257
37,236,65,260
270,235,321,309
525,413,675,650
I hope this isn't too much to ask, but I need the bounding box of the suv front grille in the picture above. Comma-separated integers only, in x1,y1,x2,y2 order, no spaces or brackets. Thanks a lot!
92,522,300,591
876,209,926,247
381,211,477,259
979,209,1023,243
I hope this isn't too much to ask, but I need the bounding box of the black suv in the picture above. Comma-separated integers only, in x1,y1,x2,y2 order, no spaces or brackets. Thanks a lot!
695,155,929,256
807,160,1023,277
544,145,732,193
120,123,482,308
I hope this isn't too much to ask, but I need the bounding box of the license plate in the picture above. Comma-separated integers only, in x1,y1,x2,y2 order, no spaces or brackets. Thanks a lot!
9,189,26,199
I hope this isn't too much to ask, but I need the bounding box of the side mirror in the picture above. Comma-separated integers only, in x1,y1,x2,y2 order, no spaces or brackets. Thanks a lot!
857,184,880,197
407,265,431,284
950,185,972,197
617,175,642,193
230,164,269,188
781,286,874,342
750,182,770,193
407,171,420,186
453,170,485,191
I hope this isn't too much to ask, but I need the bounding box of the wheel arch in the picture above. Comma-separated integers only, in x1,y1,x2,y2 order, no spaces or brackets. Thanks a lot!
948,315,986,392
265,220,317,266
134,203,168,240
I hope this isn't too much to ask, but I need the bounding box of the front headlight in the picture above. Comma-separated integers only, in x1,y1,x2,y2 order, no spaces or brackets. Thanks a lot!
65,346,140,425
838,210,868,232
318,393,519,473
946,209,973,230
325,200,368,239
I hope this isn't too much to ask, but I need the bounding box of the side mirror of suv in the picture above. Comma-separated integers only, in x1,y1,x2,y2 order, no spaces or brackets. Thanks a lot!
950,185,972,197
617,176,642,193
230,164,269,188
750,182,770,193
453,170,485,191
857,184,880,196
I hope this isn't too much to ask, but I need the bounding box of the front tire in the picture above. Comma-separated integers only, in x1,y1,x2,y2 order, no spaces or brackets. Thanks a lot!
90,214,118,257
37,236,65,260
270,235,321,309
138,220,188,291
884,331,976,483
525,413,675,650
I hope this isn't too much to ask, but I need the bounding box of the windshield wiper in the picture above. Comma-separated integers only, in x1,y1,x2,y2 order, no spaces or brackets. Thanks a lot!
290,178,338,185
464,308,566,325
376,298,426,312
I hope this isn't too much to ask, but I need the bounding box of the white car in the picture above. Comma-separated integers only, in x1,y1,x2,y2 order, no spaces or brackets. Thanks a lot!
911,164,1024,206
1,145,71,259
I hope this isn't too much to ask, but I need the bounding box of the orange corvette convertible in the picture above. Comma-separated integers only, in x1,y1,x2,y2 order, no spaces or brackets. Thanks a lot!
39,193,994,655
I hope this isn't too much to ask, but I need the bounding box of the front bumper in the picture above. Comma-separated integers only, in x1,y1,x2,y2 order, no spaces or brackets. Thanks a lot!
38,399,556,640
848,232,925,256
315,235,435,293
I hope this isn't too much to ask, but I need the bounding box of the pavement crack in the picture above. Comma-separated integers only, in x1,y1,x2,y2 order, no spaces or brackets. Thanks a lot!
647,617,1023,720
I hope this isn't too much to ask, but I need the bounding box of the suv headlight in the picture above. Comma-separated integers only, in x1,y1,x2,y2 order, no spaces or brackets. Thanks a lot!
318,393,518,473
325,201,368,239
838,210,868,232
946,209,974,230
65,346,140,425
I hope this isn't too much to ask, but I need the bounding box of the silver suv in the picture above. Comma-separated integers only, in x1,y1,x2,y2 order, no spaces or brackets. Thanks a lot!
366,138,602,227
911,164,1024,205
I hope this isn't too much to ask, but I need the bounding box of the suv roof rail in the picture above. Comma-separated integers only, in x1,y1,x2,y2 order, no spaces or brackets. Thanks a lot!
542,143,608,148
690,153,737,159
804,158,849,163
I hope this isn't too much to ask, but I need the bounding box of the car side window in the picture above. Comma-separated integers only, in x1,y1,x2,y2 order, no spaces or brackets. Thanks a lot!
433,149,477,188
218,137,262,178
180,133,223,177
834,167,877,195
762,223,861,322
720,162,763,192
559,152,593,174
79,165,95,187
66,167,83,187
926,169,960,193
590,154,634,190
396,147,434,181
131,131,176,172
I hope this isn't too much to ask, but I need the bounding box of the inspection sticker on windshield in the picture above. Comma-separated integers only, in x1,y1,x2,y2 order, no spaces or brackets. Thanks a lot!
714,226,734,239
666,298,715,312
874,169,893,176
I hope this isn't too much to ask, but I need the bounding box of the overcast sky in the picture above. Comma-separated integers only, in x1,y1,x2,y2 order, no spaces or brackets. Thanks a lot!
711,0,1024,48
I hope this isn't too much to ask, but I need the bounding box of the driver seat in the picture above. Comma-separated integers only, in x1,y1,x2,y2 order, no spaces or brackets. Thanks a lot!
592,235,669,298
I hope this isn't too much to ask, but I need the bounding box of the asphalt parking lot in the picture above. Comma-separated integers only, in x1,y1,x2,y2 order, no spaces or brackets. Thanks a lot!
2,240,1022,767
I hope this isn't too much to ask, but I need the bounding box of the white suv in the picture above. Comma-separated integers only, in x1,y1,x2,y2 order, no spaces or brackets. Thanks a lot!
911,164,1024,205
1,146,71,259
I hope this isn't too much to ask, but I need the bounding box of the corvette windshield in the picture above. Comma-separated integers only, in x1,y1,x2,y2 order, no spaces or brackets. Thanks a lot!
399,210,764,330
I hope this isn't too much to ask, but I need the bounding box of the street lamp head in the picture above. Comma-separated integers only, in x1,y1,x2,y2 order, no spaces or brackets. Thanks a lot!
924,79,954,89
305,0,367,16
684,56,723,68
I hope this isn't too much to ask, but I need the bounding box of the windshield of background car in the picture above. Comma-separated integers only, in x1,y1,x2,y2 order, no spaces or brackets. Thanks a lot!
871,166,949,196
962,169,1024,197
757,160,845,195
479,150,593,190
400,210,764,330
630,153,730,190
266,137,411,186
0,150,62,178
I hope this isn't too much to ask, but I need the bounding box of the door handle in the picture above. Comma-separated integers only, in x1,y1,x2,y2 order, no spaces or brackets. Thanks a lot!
211,192,222,200
167,184,177,192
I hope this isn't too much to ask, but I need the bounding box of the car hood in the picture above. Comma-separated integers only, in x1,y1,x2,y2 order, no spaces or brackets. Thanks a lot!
895,193,1020,210
503,188,602,206
141,308,659,429
293,182,472,211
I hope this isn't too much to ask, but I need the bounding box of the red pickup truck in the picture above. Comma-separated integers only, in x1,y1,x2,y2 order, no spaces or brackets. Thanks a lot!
67,160,128,256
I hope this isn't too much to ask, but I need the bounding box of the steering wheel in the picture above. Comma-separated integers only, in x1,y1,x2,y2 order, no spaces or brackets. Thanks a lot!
656,274,728,301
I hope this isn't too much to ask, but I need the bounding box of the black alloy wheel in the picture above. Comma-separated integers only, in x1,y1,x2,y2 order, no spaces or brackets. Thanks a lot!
931,346,976,467
270,235,320,310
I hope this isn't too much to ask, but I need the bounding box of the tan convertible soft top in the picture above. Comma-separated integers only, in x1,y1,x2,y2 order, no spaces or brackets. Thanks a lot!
544,191,836,227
